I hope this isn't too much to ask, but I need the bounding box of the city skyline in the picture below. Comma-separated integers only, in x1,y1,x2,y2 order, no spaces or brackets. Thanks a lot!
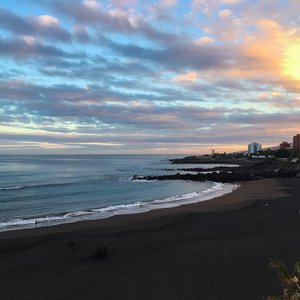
0,0,300,154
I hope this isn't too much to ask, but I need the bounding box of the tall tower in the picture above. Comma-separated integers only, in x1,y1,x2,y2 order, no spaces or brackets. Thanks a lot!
248,142,262,155
293,134,300,153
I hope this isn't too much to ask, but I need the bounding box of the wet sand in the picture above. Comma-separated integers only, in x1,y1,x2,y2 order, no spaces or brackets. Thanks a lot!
0,178,299,300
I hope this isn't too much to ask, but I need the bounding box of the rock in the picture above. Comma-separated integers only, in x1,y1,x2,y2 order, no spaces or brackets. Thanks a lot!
135,159,300,183
93,246,108,259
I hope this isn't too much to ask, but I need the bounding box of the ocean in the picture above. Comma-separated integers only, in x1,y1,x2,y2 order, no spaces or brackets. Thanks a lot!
0,155,238,232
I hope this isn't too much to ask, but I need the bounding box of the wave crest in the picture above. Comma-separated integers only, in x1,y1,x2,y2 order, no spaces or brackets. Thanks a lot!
0,182,239,232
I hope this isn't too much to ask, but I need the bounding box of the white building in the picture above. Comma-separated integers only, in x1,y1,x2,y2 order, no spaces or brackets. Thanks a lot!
248,142,262,154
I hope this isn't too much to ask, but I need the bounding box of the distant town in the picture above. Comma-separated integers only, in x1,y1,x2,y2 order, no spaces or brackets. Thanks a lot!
210,133,300,161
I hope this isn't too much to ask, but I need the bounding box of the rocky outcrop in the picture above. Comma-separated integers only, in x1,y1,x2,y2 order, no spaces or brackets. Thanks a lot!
133,170,297,183
134,159,299,183
170,157,253,165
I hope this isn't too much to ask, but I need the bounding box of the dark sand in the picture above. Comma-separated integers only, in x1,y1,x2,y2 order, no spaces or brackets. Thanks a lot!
0,178,299,300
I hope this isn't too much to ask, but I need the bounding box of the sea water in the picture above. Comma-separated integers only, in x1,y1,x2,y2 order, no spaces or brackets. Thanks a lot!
0,155,238,231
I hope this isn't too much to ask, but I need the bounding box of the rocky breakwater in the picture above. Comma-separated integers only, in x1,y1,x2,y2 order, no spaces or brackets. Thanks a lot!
133,158,299,183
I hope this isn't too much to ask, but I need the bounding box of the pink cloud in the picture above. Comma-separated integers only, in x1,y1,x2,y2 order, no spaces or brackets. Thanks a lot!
173,72,198,82
219,9,232,18
35,15,60,27
223,0,239,4
160,0,177,7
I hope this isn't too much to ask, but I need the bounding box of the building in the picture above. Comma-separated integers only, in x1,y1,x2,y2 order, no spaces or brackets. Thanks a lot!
280,141,291,149
293,134,300,153
248,142,262,155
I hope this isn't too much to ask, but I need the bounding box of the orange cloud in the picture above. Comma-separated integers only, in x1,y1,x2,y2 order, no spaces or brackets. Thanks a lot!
194,36,215,45
223,0,239,3
241,19,284,72
36,15,60,27
206,17,300,91
283,39,300,80
258,92,281,99
173,72,198,82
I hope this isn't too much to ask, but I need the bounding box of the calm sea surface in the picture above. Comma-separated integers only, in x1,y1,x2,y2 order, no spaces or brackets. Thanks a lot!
0,155,236,231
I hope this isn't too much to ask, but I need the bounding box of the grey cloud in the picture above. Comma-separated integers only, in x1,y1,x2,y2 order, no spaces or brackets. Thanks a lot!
0,8,71,42
227,111,300,124
72,25,91,43
0,36,85,59
50,0,179,43
1,93,298,151
101,36,235,71
38,56,156,81
244,0,300,25
0,79,225,129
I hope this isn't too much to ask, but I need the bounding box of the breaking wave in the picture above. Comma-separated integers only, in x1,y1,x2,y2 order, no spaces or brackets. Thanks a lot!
0,182,239,232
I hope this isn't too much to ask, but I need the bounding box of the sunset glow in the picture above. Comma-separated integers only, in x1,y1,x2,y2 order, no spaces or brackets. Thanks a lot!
0,1,299,154
284,41,300,80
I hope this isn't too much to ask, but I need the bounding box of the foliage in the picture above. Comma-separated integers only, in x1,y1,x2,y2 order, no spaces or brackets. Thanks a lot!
268,259,300,299
275,149,292,158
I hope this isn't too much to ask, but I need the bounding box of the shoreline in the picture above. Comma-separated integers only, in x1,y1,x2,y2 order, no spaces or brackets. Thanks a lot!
0,181,236,234
0,178,288,240
1,177,298,300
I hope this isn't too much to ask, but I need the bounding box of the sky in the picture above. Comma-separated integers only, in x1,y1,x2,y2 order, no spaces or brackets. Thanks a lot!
0,0,300,154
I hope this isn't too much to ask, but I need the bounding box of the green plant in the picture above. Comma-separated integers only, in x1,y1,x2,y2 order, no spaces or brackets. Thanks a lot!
268,259,300,299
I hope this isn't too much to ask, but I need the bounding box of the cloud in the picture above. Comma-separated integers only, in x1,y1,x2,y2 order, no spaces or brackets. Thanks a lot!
72,25,91,43
70,142,124,146
160,0,177,7
173,72,198,82
110,0,136,6
82,0,100,9
238,19,287,74
102,35,236,72
192,14,300,93
0,36,84,59
35,15,60,27
1,0,300,154
0,8,71,42
1,103,299,154
194,36,215,45
219,9,232,18
1,77,297,134
223,0,239,4
51,0,178,43
191,0,221,15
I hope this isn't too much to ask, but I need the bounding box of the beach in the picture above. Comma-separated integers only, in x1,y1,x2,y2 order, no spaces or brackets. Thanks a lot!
0,178,299,300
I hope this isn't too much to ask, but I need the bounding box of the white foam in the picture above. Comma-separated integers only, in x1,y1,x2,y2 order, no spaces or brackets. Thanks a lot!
131,179,158,182
64,211,94,218
200,171,232,174
129,175,158,182
0,182,240,232
0,185,25,191
0,215,66,228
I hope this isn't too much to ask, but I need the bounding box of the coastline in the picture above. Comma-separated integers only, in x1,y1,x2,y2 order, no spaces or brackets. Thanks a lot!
0,181,235,233
0,178,298,300
0,179,285,239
